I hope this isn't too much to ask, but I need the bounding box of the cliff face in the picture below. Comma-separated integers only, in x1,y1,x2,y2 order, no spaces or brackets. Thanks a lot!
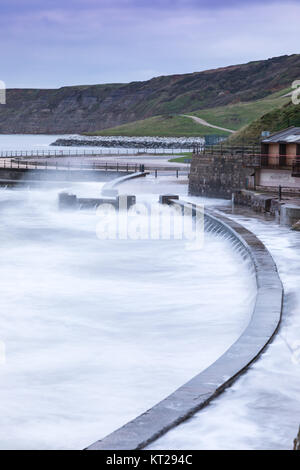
1,54,300,134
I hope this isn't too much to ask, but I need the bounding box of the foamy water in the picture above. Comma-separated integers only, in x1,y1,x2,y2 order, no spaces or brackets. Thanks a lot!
0,179,256,450
149,211,300,450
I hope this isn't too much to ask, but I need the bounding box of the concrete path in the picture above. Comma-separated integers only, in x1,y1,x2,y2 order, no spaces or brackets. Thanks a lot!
182,114,235,134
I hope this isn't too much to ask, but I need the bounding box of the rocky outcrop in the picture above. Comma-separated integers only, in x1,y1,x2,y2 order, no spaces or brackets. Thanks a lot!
1,54,300,134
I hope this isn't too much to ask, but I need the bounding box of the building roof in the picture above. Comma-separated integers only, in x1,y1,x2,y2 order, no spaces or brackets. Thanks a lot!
262,127,300,144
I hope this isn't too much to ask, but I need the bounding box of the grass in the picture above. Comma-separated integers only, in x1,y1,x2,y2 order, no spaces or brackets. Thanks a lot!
85,115,230,137
84,88,292,139
168,154,192,163
189,89,291,131
228,100,300,144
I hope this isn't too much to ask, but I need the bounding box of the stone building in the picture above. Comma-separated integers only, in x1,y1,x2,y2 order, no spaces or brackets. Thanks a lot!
189,127,300,198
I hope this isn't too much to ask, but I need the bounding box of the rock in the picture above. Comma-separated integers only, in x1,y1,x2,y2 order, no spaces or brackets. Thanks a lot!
291,220,300,231
51,135,204,150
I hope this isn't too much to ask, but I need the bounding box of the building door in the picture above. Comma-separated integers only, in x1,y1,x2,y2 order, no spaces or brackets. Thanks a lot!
261,143,269,166
279,143,286,166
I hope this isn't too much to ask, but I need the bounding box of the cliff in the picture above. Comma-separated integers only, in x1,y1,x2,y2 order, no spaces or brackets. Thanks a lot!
1,54,300,134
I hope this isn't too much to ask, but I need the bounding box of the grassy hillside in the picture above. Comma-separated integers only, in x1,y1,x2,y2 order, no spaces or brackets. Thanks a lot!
86,115,230,137
0,54,300,134
87,89,290,137
189,89,290,131
228,101,300,144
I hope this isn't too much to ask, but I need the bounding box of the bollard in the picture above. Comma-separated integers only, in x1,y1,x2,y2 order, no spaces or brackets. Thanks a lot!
159,194,179,205
176,169,179,178
279,185,282,201
155,169,158,178
117,195,136,211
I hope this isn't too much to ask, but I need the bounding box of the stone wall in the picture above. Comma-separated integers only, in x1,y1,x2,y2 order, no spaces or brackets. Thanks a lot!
233,190,275,213
189,154,254,198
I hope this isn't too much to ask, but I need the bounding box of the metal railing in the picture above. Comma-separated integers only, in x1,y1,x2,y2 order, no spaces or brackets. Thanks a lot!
243,154,297,169
243,154,289,168
0,159,188,179
0,148,195,158
193,144,261,157
0,159,145,172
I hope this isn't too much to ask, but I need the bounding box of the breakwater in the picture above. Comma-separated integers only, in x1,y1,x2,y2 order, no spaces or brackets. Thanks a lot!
51,135,204,149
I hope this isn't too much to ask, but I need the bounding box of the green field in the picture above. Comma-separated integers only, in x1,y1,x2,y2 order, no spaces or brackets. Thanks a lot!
168,153,193,163
85,88,291,138
190,89,290,130
85,115,230,137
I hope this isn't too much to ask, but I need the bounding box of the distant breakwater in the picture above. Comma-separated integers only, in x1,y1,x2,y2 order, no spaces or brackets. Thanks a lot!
51,135,205,149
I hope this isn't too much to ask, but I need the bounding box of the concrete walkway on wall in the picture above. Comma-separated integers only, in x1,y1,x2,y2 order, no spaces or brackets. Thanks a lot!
86,201,283,451
181,114,236,134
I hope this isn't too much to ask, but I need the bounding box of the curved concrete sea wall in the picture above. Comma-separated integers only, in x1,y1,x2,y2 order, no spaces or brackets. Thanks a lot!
86,201,283,450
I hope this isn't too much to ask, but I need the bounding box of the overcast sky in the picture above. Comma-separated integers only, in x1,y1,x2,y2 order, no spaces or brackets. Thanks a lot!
1,0,299,88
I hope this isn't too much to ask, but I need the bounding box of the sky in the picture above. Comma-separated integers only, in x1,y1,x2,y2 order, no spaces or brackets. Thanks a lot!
0,0,300,88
